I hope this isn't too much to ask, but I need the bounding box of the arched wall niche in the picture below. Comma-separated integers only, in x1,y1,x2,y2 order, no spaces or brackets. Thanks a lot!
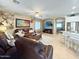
43,18,53,34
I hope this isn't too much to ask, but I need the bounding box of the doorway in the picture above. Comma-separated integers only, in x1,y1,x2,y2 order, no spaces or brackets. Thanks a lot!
56,18,65,33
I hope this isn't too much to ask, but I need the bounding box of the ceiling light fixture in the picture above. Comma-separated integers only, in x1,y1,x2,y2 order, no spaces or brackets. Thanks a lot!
34,11,40,17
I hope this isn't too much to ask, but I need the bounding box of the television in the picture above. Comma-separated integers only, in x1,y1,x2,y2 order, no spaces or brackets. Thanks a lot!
44,21,53,29
16,18,30,27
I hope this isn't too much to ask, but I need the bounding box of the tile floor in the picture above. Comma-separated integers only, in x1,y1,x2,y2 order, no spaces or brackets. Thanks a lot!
41,33,79,59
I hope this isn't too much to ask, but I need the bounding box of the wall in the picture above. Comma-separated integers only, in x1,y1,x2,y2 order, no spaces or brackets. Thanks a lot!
41,20,45,31
14,15,32,29
0,10,67,34
0,11,35,34
0,11,15,33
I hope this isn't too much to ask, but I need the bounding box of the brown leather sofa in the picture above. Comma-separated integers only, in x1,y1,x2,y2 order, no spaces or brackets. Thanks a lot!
25,33,42,40
0,31,17,59
0,31,53,59
15,37,53,59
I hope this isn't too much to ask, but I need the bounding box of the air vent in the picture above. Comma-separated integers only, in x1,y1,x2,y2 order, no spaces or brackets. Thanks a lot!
67,13,79,17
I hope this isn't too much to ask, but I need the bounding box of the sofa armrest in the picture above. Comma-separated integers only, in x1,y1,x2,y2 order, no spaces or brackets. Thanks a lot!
44,45,53,59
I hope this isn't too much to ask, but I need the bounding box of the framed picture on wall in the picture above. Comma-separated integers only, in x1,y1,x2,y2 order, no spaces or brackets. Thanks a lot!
16,18,30,27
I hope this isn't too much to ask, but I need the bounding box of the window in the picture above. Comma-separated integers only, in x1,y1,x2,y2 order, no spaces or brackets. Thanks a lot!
35,21,40,30
67,22,71,31
75,22,79,33
56,23,62,28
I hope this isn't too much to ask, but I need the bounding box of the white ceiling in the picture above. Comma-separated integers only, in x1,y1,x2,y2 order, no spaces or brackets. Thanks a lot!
0,0,79,18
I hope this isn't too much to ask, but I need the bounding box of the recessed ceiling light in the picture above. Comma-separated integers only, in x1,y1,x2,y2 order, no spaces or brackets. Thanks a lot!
72,6,76,10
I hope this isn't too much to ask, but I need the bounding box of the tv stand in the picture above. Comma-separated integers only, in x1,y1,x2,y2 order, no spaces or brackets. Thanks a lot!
43,29,53,34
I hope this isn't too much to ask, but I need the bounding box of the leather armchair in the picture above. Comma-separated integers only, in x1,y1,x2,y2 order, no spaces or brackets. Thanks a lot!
15,37,53,59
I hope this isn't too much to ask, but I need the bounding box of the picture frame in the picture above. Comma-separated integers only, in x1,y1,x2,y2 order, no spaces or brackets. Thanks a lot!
16,18,30,27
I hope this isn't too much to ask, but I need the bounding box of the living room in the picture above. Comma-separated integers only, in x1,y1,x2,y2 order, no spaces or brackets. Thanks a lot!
0,0,79,59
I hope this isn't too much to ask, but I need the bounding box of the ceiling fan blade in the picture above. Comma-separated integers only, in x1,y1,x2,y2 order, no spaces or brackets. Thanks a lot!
13,0,20,4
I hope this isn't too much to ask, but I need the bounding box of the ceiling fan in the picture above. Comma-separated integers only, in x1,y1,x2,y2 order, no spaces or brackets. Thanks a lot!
12,0,20,4
25,10,51,18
